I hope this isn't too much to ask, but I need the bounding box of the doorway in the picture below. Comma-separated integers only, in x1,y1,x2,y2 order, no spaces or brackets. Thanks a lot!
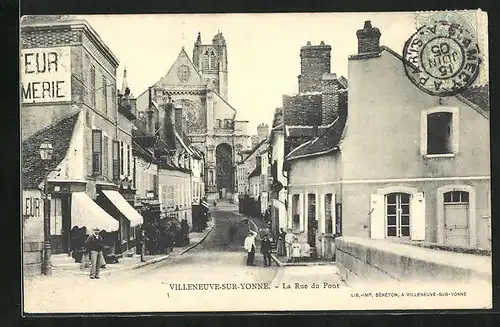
443,191,469,247
307,194,316,247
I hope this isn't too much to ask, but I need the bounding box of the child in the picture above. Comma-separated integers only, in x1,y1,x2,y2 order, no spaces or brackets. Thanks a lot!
291,237,301,263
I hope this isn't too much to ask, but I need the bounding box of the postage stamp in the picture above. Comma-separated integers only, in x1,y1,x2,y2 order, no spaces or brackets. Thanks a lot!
403,16,481,96
20,11,490,314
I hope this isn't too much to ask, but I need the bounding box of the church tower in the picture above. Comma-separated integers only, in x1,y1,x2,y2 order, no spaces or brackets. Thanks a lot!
192,31,228,101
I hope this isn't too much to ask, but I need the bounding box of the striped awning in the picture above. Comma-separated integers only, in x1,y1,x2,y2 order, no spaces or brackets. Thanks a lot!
200,200,209,209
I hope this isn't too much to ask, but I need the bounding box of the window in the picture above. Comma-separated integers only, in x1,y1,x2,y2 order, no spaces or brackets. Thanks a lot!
120,142,124,175
112,141,120,181
216,119,222,128
209,50,217,70
421,107,459,156
444,191,469,204
92,130,102,175
127,145,131,176
203,51,210,70
102,135,109,178
90,65,96,107
130,226,136,240
386,193,410,238
325,194,333,234
111,86,116,116
102,76,107,115
427,112,452,154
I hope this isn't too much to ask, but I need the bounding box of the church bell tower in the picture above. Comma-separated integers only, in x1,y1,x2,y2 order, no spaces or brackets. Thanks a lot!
192,31,228,101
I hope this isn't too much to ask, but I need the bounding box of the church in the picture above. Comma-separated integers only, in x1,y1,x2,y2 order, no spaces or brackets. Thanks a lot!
136,32,250,200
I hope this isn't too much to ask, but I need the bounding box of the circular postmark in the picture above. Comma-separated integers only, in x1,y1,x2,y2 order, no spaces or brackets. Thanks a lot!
403,19,481,96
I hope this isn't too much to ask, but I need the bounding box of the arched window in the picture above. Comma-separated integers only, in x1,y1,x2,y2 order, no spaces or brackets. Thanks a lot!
209,50,217,70
203,51,210,70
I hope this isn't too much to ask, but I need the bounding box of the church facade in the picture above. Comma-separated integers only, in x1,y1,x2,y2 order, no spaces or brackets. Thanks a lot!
136,32,250,200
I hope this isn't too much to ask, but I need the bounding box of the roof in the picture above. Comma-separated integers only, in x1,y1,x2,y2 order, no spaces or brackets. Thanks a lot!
283,93,323,126
238,138,268,164
286,116,347,161
286,125,329,138
247,166,262,179
460,84,490,112
22,112,79,188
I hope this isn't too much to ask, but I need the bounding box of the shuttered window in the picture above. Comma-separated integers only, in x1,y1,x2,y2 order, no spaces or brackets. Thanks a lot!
112,141,120,181
90,65,96,107
120,142,124,175
325,194,333,234
102,135,109,178
102,76,107,115
92,130,102,175
127,145,131,176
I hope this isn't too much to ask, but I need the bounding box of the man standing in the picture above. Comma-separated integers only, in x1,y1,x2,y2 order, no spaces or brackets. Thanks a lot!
84,227,104,279
284,229,294,263
244,230,258,266
260,234,272,267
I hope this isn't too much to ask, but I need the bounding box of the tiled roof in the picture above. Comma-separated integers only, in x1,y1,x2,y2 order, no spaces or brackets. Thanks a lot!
22,112,79,188
239,138,268,164
461,84,489,111
286,125,329,138
286,116,347,161
247,166,262,179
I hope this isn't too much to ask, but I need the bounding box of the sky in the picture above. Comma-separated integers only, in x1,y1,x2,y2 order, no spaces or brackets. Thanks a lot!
76,13,426,133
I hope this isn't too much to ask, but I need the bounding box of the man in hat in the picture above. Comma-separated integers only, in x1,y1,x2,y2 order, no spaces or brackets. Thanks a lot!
244,230,258,266
84,227,105,279
260,234,273,267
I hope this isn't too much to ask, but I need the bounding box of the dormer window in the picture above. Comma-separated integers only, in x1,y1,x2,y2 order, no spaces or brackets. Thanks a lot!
421,107,459,157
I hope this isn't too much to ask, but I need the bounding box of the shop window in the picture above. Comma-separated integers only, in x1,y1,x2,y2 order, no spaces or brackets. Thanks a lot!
130,226,136,240
50,197,62,235
92,130,102,175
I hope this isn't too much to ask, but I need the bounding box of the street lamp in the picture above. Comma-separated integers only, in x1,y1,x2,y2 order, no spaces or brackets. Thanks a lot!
40,139,53,276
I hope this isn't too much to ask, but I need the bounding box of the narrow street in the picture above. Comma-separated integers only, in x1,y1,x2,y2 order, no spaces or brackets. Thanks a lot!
24,201,281,313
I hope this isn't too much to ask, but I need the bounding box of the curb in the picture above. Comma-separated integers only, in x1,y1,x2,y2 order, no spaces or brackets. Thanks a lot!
270,253,337,267
53,220,215,277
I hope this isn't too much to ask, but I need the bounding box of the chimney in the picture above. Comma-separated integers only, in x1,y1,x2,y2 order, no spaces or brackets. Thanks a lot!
321,82,339,125
356,20,381,54
163,101,176,148
298,41,332,93
146,107,154,136
257,123,269,141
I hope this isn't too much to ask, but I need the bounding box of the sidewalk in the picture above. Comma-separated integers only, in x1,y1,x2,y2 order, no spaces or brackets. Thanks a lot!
51,218,214,277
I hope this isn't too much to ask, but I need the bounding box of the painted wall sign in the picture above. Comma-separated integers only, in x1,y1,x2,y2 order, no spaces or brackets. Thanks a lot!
21,46,72,103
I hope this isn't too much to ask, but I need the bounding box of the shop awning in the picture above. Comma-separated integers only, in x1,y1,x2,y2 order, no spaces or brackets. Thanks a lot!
102,190,144,227
71,192,119,232
201,200,209,210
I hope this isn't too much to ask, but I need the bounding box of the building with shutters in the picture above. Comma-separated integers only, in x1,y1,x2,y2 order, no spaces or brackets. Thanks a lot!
285,21,491,259
21,17,143,269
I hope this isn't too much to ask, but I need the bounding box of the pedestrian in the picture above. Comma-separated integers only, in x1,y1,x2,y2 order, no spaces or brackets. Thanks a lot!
260,234,273,267
291,237,301,263
244,230,258,266
284,229,294,263
83,227,104,279
277,228,286,256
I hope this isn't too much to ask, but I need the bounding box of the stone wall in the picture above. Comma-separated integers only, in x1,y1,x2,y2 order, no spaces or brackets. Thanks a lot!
335,236,491,285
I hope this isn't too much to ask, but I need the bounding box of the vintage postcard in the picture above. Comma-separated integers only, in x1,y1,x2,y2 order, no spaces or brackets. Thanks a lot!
21,10,491,313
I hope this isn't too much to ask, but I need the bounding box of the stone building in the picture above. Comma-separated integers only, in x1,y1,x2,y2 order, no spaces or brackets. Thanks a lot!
135,32,250,201
285,21,491,263
21,17,143,271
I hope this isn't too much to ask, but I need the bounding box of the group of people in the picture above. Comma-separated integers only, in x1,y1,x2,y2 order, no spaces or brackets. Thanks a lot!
243,230,273,267
276,228,310,263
